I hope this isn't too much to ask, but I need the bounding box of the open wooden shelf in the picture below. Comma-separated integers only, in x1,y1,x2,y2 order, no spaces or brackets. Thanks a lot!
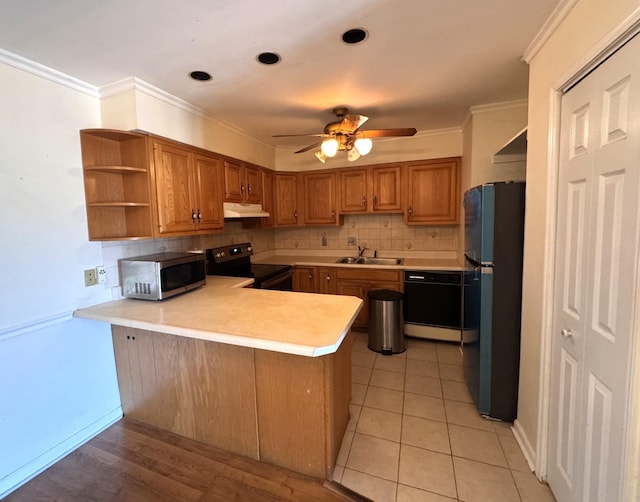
80,129,153,241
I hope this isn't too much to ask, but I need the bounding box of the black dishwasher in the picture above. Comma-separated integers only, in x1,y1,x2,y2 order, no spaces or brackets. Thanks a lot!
403,270,462,342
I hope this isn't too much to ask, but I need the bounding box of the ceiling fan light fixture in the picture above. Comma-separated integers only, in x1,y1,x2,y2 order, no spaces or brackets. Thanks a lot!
321,138,339,157
354,137,373,155
315,151,327,163
347,148,361,162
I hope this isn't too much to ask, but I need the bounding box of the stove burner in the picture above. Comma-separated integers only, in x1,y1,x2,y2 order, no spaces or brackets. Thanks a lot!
205,243,292,290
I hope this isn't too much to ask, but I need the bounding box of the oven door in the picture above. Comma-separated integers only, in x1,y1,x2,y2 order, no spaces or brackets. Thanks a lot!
259,269,293,291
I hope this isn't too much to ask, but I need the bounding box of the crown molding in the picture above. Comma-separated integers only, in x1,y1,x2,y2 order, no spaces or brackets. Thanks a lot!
469,99,528,115
523,0,580,63
0,49,98,97
99,77,272,148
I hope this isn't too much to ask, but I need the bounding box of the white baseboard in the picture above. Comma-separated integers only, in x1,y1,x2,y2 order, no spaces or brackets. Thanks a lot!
512,419,537,474
0,406,123,499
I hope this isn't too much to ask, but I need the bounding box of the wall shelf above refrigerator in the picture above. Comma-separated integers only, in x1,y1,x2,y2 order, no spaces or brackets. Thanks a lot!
492,127,527,164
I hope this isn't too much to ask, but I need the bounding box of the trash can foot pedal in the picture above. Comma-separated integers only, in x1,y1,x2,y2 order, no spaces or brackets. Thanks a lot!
381,348,393,355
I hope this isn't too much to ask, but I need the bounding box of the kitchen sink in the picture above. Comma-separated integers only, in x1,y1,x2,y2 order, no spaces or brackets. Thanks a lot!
335,257,404,265
336,257,362,264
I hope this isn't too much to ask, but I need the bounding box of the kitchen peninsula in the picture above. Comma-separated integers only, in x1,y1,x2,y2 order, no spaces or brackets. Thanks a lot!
73,278,362,479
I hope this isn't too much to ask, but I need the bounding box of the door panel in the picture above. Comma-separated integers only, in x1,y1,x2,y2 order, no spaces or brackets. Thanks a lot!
548,34,640,502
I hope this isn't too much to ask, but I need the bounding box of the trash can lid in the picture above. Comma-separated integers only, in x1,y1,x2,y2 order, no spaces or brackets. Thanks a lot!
368,289,404,301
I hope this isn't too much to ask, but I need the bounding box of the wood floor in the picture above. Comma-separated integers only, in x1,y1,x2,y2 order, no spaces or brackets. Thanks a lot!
5,419,370,502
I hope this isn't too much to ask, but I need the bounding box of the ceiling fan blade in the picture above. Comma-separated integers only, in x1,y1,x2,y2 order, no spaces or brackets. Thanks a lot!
295,141,323,154
356,128,417,138
273,133,327,138
337,114,369,133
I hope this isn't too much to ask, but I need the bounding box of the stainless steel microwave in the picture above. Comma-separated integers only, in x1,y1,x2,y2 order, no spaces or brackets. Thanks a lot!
120,252,205,300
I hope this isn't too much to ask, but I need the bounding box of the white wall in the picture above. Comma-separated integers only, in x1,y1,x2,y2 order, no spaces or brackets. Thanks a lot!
465,101,528,190
517,0,640,469
100,78,277,169
0,60,122,497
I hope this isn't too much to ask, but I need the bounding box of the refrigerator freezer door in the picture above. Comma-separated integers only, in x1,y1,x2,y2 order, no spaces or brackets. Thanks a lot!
464,185,494,265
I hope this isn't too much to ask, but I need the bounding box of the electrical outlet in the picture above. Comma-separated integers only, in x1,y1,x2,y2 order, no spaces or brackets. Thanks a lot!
96,265,107,284
84,269,97,287
321,235,328,246
347,237,357,246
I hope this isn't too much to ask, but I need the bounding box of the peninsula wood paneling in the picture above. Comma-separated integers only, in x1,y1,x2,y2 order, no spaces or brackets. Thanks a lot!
111,327,259,459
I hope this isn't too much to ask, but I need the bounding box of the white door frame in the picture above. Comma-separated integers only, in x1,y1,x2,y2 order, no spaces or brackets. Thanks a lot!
536,10,640,500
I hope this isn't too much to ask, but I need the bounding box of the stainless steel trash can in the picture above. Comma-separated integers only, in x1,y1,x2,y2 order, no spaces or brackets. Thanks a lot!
368,289,405,355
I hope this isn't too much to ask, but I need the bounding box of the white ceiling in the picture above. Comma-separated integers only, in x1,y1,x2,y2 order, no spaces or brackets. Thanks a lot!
0,0,560,149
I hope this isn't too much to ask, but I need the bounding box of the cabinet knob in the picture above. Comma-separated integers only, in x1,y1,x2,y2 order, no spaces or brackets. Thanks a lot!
326,275,331,281
362,196,367,207
197,209,202,220
240,182,245,193
408,206,413,216
331,209,335,220
192,209,197,221
294,210,298,220
247,184,251,194
373,195,378,207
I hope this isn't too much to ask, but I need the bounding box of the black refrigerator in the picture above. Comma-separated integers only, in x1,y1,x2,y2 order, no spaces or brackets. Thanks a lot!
462,181,525,421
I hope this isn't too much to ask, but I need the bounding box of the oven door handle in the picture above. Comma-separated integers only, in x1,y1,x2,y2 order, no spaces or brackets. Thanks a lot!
260,269,293,290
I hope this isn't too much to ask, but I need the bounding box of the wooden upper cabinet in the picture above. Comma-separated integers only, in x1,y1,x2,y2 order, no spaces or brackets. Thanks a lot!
405,158,460,225
153,140,198,235
371,165,402,212
274,173,300,226
339,165,402,214
193,153,224,232
339,169,368,213
303,171,339,225
244,164,262,203
152,139,224,236
260,169,275,228
223,160,262,203
80,129,153,241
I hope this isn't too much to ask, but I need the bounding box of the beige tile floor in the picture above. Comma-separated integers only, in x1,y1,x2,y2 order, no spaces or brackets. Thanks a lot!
333,332,556,502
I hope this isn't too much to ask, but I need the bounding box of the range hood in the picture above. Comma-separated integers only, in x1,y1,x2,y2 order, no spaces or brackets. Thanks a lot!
223,202,270,218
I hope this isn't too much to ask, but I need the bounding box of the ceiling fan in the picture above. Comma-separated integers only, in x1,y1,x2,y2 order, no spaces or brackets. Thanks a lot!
273,107,417,162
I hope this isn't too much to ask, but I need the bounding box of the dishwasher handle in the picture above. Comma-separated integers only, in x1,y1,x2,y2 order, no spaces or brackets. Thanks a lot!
404,270,462,285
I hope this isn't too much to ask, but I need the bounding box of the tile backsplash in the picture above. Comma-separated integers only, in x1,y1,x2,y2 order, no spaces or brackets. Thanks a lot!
100,214,458,297
275,214,458,255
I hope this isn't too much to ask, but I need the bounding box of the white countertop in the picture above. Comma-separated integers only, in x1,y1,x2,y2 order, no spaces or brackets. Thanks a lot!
252,254,462,271
73,276,363,357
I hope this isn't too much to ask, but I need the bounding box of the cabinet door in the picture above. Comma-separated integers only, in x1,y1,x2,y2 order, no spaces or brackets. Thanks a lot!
274,173,300,226
336,280,368,328
244,164,263,203
303,171,338,225
193,153,224,232
339,169,368,213
260,169,275,228
293,267,316,293
153,140,198,235
223,160,244,202
372,165,402,212
316,267,336,295
405,158,460,224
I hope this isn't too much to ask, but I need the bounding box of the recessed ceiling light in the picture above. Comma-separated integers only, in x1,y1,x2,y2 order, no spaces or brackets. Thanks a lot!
341,28,368,45
189,70,212,81
257,52,281,65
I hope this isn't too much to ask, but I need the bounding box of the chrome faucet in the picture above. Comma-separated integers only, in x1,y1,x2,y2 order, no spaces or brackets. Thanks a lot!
357,245,368,258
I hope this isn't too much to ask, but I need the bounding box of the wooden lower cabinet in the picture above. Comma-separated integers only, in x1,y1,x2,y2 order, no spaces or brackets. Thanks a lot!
293,266,337,294
334,268,402,329
293,266,316,293
111,325,351,479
